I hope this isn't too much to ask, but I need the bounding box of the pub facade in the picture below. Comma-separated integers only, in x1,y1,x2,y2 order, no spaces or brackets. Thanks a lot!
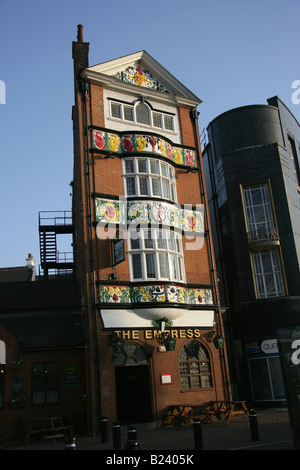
72,25,231,434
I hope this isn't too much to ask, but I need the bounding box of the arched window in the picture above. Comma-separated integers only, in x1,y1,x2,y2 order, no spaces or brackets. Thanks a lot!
179,341,212,389
136,103,150,125
114,343,149,366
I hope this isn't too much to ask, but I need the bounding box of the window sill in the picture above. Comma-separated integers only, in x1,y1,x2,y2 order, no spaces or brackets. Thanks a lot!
180,387,213,393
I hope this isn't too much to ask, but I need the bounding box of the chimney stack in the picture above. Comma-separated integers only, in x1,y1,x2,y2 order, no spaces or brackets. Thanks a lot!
26,253,35,267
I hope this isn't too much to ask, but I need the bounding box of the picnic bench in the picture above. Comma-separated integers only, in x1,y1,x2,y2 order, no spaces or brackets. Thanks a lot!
23,417,74,445
162,401,249,429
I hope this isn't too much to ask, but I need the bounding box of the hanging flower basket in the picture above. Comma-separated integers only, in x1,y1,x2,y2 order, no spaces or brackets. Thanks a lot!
12,361,23,370
8,398,27,409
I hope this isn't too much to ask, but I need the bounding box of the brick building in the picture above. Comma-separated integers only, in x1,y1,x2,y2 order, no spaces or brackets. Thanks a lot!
0,259,86,441
72,25,231,435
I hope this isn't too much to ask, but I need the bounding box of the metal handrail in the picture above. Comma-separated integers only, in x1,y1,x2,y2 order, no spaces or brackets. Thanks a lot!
38,211,72,226
247,226,279,244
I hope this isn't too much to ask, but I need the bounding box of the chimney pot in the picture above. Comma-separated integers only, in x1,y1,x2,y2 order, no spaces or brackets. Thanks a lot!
77,24,84,42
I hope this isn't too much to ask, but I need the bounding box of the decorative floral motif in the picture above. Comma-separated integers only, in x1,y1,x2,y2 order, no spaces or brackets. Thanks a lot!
114,64,170,93
95,198,204,235
92,129,196,168
98,284,213,305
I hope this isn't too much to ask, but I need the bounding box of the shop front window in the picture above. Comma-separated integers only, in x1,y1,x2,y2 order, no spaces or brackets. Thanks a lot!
32,362,58,404
248,357,285,401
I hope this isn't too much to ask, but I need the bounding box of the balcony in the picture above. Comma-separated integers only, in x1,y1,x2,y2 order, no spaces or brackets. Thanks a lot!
247,226,280,247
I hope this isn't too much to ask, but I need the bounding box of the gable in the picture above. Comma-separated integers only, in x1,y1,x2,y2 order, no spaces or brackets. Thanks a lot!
81,50,201,106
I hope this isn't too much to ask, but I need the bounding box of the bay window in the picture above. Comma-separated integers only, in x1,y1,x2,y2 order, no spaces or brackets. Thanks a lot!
123,157,177,202
128,228,185,282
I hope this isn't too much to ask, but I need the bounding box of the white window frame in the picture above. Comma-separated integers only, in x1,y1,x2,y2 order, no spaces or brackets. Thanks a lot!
110,100,175,132
123,157,177,202
127,228,185,283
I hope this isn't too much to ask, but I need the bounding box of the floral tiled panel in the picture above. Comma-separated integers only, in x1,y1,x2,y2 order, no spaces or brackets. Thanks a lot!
98,284,213,305
92,129,197,168
95,198,204,234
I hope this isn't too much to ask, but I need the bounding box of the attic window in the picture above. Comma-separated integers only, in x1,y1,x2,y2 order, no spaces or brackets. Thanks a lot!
109,100,175,132
136,103,150,125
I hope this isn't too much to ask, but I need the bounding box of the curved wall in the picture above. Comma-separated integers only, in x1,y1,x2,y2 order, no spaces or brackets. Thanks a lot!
207,105,284,157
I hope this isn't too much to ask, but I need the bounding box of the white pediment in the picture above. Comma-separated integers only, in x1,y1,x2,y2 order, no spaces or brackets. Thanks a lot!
81,50,201,106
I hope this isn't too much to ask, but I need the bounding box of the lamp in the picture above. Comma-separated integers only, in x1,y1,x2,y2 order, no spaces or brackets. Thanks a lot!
151,317,176,352
110,333,124,353
213,334,225,349
164,334,176,351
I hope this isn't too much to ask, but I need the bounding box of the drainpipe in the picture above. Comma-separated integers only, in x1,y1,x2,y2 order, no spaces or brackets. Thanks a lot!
81,78,102,435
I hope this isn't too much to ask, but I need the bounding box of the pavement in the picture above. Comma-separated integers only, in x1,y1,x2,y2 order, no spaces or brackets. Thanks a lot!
5,407,296,454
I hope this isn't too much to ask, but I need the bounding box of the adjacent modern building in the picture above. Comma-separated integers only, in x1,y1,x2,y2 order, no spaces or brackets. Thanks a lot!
72,25,231,434
202,96,300,408
0,255,86,441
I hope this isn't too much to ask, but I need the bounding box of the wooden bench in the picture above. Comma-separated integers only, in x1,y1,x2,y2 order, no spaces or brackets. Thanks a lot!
23,417,73,445
43,417,73,442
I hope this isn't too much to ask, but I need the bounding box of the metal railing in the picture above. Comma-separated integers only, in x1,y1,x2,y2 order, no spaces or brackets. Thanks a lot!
38,211,72,227
247,226,279,244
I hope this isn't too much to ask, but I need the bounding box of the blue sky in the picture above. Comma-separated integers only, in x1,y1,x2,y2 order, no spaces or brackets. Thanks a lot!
0,0,299,269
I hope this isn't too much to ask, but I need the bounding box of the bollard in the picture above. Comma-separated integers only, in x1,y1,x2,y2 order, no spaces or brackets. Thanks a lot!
100,416,109,443
125,440,140,450
249,409,259,441
193,418,203,450
125,426,139,450
65,436,77,450
113,421,122,450
127,425,137,441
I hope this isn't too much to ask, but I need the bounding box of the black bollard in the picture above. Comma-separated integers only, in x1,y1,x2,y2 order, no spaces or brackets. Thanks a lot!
65,436,77,450
100,416,108,443
249,409,259,441
113,421,122,450
125,440,140,450
127,425,137,441
125,426,139,450
193,418,203,450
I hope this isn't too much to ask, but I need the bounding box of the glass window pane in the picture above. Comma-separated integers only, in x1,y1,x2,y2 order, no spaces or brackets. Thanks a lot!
269,357,286,400
132,254,142,279
152,177,161,196
130,232,140,250
153,112,162,128
125,160,134,173
146,253,156,278
139,177,149,195
111,103,121,118
138,159,147,172
164,115,174,130
159,253,168,278
167,232,175,251
126,177,136,195
157,231,167,249
162,180,170,199
150,160,159,174
161,163,168,177
124,106,133,121
136,103,150,125
180,376,190,389
144,230,154,249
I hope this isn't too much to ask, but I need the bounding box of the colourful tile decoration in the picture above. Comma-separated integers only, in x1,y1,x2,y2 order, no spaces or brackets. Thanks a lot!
98,284,213,305
113,65,170,93
91,129,197,168
95,198,204,235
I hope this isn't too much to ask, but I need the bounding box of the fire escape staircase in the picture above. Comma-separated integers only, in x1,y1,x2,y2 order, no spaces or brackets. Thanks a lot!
39,211,74,279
